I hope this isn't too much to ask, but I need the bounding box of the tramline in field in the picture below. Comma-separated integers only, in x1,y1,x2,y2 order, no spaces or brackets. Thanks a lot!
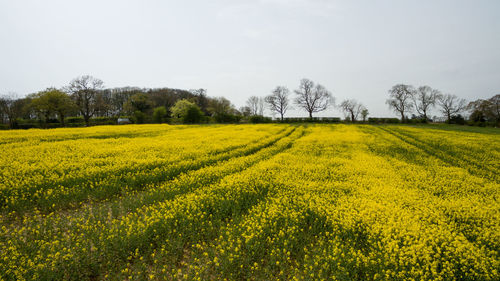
0,124,498,280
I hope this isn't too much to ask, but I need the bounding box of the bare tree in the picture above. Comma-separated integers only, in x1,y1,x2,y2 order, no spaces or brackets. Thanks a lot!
190,88,209,114
65,75,104,126
246,96,260,116
0,95,9,124
239,106,252,117
265,86,291,121
189,88,207,97
437,93,467,123
258,97,265,116
340,99,364,122
467,99,492,122
94,91,112,117
386,84,414,122
294,78,333,118
208,97,236,116
413,86,439,120
0,93,24,128
490,94,500,122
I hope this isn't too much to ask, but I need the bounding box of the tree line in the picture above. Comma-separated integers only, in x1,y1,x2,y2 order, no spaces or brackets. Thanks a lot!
0,75,244,128
251,80,498,126
0,76,498,129
385,84,499,125
246,78,335,121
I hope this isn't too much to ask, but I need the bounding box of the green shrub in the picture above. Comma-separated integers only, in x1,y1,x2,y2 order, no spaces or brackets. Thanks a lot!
170,99,205,124
449,115,465,125
89,117,116,125
249,115,272,124
133,111,147,124
368,118,400,124
282,117,341,123
153,106,168,123
66,117,85,123
214,113,241,123
184,106,204,124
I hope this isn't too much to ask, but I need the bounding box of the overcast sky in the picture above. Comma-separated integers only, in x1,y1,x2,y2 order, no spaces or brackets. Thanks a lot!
1,0,499,117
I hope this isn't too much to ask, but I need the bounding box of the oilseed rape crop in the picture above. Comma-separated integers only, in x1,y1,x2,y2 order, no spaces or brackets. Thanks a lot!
0,124,498,280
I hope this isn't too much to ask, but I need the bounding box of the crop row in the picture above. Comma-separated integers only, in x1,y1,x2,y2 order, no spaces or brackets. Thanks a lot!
0,124,288,215
0,124,498,280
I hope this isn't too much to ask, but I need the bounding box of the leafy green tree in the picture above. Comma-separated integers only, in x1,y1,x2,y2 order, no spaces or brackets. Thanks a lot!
124,93,152,114
208,97,235,116
361,108,369,122
208,97,239,123
170,99,203,123
184,105,204,124
29,93,52,123
171,99,193,118
152,106,168,123
30,88,75,126
133,110,146,124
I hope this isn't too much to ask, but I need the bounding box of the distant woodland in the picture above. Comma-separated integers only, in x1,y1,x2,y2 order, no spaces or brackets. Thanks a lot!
0,75,498,129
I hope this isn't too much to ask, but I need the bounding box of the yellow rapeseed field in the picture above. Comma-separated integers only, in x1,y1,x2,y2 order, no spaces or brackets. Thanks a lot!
0,124,498,280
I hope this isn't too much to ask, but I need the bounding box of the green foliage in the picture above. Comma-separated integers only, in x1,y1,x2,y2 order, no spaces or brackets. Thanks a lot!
281,117,341,123
133,110,147,124
1,125,498,280
170,99,203,124
91,117,117,125
66,116,85,123
124,94,152,113
408,114,429,124
449,114,465,125
368,117,400,124
249,115,272,123
214,113,241,123
30,88,75,125
152,106,168,123
208,97,236,117
184,105,204,124
15,116,117,128
170,99,193,119
467,95,499,124
407,118,428,124
361,108,369,122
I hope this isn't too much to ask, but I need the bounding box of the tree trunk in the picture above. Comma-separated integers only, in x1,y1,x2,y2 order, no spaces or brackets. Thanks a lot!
351,112,355,123
309,111,313,119
400,112,405,123
8,118,15,129
84,115,90,127
60,113,65,126
44,113,50,128
280,113,284,122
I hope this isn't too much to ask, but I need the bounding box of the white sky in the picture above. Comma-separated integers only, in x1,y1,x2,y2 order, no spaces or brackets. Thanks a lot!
1,0,499,117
